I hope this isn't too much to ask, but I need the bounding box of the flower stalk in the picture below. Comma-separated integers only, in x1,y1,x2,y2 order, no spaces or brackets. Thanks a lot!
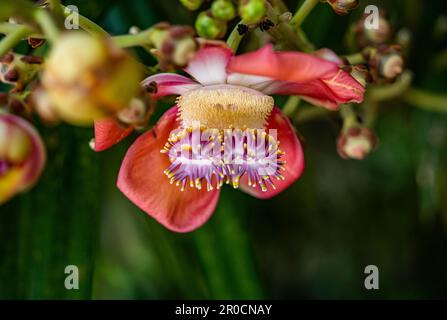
290,0,320,29
282,96,301,117
344,52,366,65
226,20,248,52
61,5,109,37
33,9,60,43
113,29,158,48
404,89,447,114
264,1,313,51
367,70,413,101
0,25,32,57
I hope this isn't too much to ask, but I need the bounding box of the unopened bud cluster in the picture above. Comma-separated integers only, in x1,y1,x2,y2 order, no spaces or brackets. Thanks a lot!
0,53,43,91
150,23,198,69
180,0,266,39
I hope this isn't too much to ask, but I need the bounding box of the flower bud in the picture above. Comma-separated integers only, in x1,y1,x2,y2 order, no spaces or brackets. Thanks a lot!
211,0,236,21
117,96,153,129
163,26,198,68
42,32,142,126
0,114,45,204
238,0,266,24
195,11,227,39
326,0,359,15
355,11,393,48
379,53,403,79
337,126,377,160
179,0,203,10
0,53,42,91
364,46,404,82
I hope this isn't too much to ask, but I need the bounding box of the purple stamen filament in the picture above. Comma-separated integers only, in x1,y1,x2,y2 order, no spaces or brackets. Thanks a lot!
161,127,285,192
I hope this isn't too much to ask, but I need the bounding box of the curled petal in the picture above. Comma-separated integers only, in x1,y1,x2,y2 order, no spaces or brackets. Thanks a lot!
184,46,233,85
117,107,220,232
268,69,365,110
0,115,46,204
141,73,201,99
227,44,338,83
239,108,304,199
93,117,134,152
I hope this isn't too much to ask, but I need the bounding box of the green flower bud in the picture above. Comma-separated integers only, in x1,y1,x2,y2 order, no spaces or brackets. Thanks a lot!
238,0,266,25
211,0,236,21
179,0,203,11
195,11,227,39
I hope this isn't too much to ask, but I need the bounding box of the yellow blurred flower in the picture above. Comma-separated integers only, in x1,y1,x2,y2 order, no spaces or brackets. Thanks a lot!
42,32,142,126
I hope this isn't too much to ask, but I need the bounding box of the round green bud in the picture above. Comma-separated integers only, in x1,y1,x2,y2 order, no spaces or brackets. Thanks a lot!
211,0,236,21
238,0,266,24
179,0,203,11
195,11,227,39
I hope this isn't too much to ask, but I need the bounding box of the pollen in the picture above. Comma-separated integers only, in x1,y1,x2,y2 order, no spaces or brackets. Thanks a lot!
177,84,274,129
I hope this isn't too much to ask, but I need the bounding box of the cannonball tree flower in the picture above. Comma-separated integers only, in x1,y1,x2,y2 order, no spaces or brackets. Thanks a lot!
97,44,364,232
0,114,45,204
41,32,142,126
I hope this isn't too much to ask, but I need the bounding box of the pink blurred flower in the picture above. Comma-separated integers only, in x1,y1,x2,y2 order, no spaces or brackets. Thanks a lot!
0,114,46,204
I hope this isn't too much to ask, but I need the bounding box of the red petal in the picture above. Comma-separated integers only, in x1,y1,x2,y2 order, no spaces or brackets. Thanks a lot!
270,69,365,110
239,108,305,199
227,44,338,83
93,117,134,152
141,73,201,99
117,107,220,232
185,46,233,85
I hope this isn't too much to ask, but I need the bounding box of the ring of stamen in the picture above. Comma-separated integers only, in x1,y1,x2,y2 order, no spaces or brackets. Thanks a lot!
161,127,285,192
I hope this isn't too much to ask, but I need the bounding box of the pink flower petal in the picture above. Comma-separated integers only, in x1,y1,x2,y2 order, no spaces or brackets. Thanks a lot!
93,117,134,152
239,107,304,199
271,69,365,110
226,72,276,91
141,73,201,99
185,46,233,85
313,48,344,65
117,107,220,232
227,44,338,83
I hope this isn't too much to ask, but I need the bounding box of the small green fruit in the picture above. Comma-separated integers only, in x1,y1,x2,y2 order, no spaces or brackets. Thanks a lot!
238,0,266,24
195,11,227,39
211,0,236,21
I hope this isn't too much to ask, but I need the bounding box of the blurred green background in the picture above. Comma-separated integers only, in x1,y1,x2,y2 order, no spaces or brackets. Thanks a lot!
1,0,447,299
